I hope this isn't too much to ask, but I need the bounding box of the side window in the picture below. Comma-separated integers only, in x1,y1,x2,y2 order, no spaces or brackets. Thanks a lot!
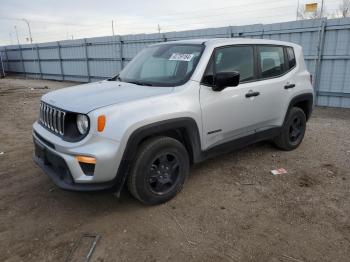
215,46,254,82
286,47,296,69
258,46,286,78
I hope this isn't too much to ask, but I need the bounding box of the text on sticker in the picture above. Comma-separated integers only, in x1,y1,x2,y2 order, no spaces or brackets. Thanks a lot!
169,53,194,62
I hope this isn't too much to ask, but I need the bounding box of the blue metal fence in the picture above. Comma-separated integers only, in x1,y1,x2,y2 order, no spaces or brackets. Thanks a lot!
1,17,350,108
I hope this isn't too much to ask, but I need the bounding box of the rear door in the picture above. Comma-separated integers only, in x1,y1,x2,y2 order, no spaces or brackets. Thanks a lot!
251,45,295,132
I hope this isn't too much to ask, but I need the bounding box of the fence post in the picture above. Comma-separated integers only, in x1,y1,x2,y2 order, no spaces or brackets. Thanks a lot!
229,26,234,38
4,46,9,73
18,44,26,77
314,19,327,93
0,51,5,77
84,39,91,82
36,44,43,79
119,36,124,71
57,41,64,81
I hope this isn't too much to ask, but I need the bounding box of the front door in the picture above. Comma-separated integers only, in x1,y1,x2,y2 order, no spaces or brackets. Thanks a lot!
200,45,260,150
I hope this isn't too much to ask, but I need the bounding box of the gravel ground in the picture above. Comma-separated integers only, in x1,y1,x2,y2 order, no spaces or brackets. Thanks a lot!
0,77,349,262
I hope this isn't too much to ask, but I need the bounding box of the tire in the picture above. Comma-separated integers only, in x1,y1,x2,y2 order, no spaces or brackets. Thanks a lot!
274,107,307,151
127,136,190,205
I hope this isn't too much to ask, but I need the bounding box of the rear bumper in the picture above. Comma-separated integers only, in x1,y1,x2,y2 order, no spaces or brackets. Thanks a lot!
33,135,117,191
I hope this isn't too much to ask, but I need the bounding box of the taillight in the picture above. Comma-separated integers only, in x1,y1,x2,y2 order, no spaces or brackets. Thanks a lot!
310,74,313,85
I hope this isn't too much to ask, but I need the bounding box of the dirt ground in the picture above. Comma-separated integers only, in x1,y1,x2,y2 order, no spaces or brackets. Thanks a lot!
0,77,349,262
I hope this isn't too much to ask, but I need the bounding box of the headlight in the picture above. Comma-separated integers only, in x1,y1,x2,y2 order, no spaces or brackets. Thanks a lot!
76,114,89,135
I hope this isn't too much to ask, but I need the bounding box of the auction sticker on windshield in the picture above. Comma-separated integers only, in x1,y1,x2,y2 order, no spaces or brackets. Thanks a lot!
169,53,194,61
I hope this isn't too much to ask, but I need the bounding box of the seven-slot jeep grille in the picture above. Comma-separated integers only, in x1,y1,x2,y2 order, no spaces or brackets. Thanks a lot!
39,102,66,135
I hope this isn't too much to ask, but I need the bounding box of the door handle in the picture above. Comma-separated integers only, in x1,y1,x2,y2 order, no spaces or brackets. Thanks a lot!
284,84,295,89
245,91,260,98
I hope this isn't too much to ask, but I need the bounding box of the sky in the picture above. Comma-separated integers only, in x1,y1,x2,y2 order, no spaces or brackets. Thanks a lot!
0,0,344,46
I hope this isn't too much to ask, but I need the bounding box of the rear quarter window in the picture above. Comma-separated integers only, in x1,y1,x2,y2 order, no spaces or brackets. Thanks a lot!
258,46,286,79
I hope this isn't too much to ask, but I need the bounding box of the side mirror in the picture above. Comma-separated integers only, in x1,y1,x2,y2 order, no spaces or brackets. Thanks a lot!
212,72,240,91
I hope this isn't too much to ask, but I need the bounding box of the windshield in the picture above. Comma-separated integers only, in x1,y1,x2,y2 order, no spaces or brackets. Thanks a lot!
117,44,204,87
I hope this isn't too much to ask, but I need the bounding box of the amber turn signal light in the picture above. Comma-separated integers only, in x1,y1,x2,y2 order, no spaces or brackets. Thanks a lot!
97,115,106,132
75,155,96,164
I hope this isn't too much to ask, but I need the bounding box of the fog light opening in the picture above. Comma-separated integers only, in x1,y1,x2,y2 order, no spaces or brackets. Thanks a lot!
79,162,95,176
76,156,96,176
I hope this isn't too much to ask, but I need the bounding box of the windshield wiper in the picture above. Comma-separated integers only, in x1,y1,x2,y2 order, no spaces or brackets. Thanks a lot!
108,75,122,81
126,80,153,86
108,76,153,86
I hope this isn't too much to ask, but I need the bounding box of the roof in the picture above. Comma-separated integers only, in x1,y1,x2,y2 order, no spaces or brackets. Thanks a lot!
154,38,299,48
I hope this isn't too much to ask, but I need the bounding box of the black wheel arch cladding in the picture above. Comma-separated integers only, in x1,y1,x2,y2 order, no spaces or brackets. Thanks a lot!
113,117,202,195
284,93,313,123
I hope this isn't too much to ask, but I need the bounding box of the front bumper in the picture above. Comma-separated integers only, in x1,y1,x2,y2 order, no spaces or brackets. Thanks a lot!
33,136,117,191
32,121,123,191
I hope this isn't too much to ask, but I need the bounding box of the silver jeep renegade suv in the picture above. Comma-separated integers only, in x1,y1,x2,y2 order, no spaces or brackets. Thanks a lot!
33,38,314,205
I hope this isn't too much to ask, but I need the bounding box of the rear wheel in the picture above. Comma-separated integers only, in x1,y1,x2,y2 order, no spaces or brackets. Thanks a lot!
127,136,189,205
274,107,306,151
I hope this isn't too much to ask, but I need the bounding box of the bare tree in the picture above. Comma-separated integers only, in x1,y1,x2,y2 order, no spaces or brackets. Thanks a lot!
339,0,350,17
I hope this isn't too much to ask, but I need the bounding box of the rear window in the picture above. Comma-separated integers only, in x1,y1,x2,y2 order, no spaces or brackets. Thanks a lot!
286,47,296,69
258,46,286,78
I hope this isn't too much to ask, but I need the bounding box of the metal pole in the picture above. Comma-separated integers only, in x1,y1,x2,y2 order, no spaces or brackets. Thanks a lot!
119,36,124,71
112,20,115,36
14,26,20,45
320,0,325,18
36,44,43,79
296,0,300,20
9,33,14,45
22,18,33,43
4,47,10,73
113,35,118,75
22,19,38,79
84,39,91,82
229,26,233,38
15,25,26,78
66,26,69,40
0,52,5,77
314,19,326,93
57,41,64,80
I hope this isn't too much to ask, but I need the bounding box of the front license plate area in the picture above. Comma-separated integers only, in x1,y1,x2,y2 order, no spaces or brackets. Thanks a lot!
34,138,48,164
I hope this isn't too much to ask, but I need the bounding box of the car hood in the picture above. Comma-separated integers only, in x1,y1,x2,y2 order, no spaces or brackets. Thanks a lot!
41,80,174,114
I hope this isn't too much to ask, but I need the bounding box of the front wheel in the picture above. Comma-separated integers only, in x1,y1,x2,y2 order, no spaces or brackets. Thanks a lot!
127,136,189,205
274,107,307,151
